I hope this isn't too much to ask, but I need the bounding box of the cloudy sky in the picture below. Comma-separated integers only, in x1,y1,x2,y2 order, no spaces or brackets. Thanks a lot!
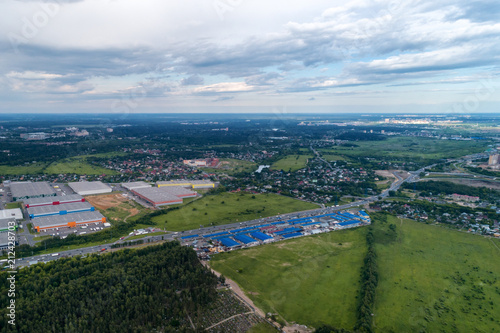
0,0,499,113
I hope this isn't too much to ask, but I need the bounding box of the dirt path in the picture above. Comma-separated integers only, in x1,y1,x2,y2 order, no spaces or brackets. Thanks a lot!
204,311,253,330
203,262,266,318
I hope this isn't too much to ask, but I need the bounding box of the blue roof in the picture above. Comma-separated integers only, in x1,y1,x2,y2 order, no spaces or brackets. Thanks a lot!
181,234,199,240
250,231,273,241
358,211,369,217
281,232,302,239
339,220,360,226
233,234,257,244
274,227,302,236
203,231,229,238
219,237,240,247
230,227,256,234
271,221,288,225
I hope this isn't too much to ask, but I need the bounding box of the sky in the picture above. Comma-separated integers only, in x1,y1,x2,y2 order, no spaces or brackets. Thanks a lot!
0,0,499,114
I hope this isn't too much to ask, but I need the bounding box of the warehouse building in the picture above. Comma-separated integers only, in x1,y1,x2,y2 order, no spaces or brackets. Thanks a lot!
10,182,56,201
156,179,215,189
31,211,106,232
0,208,23,222
28,202,95,219
68,181,112,196
121,181,151,190
23,194,85,208
0,232,16,251
131,186,197,207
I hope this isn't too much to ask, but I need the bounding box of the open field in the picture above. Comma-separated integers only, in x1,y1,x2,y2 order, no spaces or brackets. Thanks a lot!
152,192,318,231
321,154,346,162
0,163,47,175
271,155,313,172
0,153,122,176
204,158,258,175
86,193,144,222
373,216,500,333
211,229,367,330
320,137,488,162
44,157,119,175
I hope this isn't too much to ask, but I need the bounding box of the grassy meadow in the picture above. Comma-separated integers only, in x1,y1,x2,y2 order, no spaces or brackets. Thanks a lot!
152,192,318,231
270,155,313,172
211,228,367,329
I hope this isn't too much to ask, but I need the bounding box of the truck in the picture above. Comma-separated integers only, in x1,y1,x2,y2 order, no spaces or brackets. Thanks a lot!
51,253,60,257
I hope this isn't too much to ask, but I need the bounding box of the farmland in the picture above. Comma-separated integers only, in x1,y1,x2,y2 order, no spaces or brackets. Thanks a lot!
152,192,318,231
44,157,119,175
270,155,313,172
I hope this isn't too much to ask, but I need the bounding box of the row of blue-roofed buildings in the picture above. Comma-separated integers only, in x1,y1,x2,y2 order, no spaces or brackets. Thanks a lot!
181,210,371,255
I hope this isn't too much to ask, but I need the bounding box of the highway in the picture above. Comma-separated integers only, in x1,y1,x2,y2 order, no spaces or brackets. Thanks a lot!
10,162,445,267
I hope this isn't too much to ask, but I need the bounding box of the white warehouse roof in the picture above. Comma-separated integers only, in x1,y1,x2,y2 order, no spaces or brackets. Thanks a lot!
68,181,112,195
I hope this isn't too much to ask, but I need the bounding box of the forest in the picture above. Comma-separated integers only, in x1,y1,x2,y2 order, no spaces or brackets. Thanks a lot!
0,242,221,332
402,180,500,200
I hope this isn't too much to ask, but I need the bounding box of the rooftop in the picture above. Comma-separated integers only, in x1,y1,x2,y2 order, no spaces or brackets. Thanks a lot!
10,182,55,198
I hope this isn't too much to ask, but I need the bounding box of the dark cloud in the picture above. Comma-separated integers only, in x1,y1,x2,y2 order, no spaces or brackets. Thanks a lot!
181,74,204,85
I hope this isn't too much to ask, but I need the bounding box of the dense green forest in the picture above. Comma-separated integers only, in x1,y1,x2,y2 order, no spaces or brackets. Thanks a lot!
0,242,220,332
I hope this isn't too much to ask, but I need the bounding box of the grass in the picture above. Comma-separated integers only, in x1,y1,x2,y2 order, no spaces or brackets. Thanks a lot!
0,153,123,176
204,158,258,175
211,229,367,330
320,137,488,163
0,163,47,175
270,155,313,172
152,192,318,231
321,154,346,162
44,157,118,175
372,216,500,333
5,202,21,209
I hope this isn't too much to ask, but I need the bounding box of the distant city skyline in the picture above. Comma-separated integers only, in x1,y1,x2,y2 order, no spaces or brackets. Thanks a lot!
0,0,499,113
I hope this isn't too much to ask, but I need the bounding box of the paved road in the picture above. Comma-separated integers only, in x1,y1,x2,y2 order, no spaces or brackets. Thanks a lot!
17,157,484,267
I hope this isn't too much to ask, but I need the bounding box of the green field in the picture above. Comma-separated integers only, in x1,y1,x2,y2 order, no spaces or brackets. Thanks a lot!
204,158,258,175
211,229,367,329
0,153,123,176
0,163,47,175
44,157,119,175
270,155,313,172
152,192,318,231
210,214,500,332
321,154,346,162
320,137,488,162
373,216,500,333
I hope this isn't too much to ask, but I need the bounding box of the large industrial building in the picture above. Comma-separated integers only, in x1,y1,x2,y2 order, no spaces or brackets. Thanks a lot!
131,186,197,207
0,232,16,251
28,202,95,219
121,181,151,190
156,179,215,189
0,218,17,233
23,194,85,208
31,211,106,232
68,181,112,196
10,182,56,201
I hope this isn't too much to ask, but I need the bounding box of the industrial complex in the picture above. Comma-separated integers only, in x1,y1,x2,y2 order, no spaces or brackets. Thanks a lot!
28,202,95,219
121,181,151,190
